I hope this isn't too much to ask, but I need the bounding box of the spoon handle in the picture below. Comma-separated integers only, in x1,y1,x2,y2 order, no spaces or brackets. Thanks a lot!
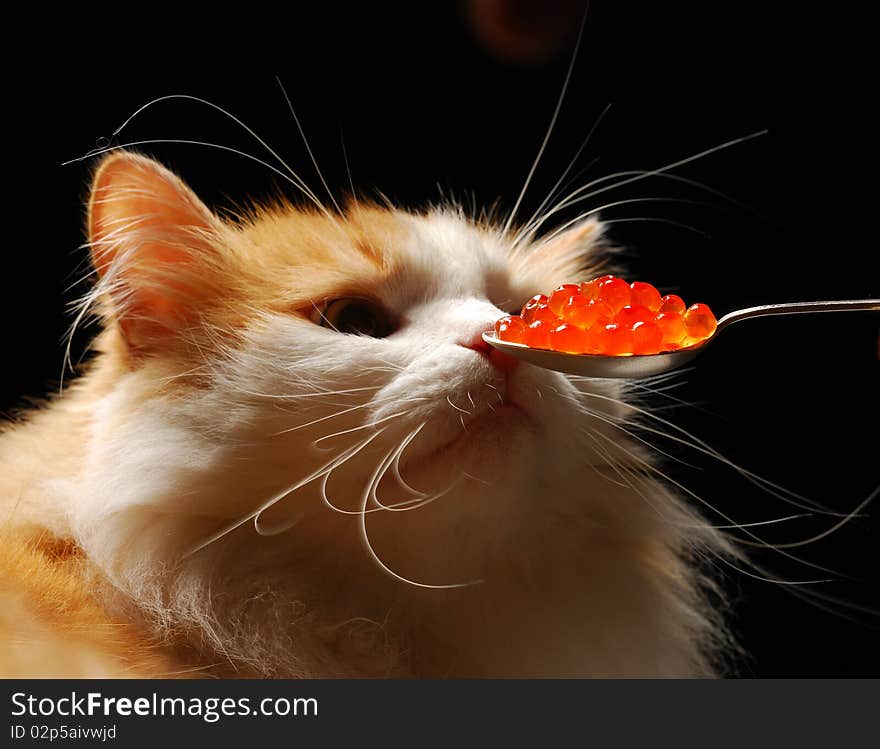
717,299,880,333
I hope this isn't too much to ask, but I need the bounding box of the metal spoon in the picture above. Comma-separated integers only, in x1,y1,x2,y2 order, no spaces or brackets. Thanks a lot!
482,299,880,379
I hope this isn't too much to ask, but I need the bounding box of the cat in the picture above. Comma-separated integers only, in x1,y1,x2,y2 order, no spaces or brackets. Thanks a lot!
0,150,734,677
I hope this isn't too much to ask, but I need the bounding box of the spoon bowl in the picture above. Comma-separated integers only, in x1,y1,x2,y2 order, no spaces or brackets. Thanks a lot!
483,299,880,379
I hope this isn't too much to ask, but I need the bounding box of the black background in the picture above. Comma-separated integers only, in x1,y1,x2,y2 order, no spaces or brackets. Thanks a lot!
4,4,878,675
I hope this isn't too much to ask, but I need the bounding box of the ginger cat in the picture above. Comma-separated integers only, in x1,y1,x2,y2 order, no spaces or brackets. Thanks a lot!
0,152,731,677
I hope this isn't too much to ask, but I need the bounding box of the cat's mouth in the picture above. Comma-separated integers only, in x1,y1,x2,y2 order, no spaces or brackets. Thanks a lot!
402,397,534,479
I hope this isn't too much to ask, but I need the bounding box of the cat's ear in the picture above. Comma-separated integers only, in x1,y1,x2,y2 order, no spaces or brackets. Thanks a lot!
87,151,225,352
519,217,607,281
537,217,603,261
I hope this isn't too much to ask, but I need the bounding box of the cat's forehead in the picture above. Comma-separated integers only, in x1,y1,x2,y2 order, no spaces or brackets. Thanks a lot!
232,205,510,307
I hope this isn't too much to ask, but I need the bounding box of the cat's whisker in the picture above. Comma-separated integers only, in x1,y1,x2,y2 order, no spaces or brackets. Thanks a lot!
518,131,767,244
62,214,164,383
515,167,752,246
357,442,483,590
386,424,430,499
601,216,711,238
445,395,472,416
184,428,389,557
619,379,714,417
679,514,815,530
739,485,877,550
590,428,850,580
583,429,657,492
370,423,431,509
312,410,410,449
72,92,334,222
64,139,335,221
322,423,463,519
501,9,587,237
712,558,833,586
339,125,357,202
589,434,821,587
537,196,712,247
380,476,466,515
583,428,817,533
308,298,341,333
317,418,450,516
275,77,343,216
256,426,416,533
548,385,702,471
575,388,845,516
458,468,491,486
518,104,612,243
559,383,861,583
233,384,384,402
272,394,417,436
583,392,867,556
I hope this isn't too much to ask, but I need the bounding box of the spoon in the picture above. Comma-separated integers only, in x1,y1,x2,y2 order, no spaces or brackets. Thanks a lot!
482,299,880,379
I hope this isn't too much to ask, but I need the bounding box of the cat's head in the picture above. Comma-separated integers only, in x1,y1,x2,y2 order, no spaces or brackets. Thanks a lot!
63,152,720,676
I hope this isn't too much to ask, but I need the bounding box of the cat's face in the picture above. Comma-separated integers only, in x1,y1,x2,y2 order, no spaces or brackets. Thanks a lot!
70,152,630,596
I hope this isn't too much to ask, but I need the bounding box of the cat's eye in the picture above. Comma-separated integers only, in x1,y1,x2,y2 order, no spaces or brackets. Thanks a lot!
311,298,395,338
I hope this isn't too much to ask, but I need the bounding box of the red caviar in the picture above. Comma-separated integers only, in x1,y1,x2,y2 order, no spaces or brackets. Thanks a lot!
655,312,688,348
494,275,717,356
595,276,631,313
494,315,526,344
616,304,653,329
521,294,548,323
684,303,718,340
549,322,584,353
548,284,580,316
598,323,634,356
562,296,613,330
524,319,553,349
659,294,686,315
631,320,663,354
630,281,662,312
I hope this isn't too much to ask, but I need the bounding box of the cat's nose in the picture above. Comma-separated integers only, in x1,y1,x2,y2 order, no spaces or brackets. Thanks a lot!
462,330,519,374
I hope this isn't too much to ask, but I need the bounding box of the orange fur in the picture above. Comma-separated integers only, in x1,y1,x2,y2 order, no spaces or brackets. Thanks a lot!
0,528,185,677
